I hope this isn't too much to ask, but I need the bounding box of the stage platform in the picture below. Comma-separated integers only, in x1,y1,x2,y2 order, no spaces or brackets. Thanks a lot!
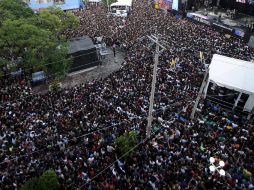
197,8,254,27
187,8,254,44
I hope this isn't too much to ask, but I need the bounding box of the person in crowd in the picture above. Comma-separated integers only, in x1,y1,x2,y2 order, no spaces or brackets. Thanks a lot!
0,1,254,189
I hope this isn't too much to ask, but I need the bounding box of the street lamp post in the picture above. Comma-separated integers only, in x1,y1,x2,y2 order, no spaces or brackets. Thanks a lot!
209,157,226,176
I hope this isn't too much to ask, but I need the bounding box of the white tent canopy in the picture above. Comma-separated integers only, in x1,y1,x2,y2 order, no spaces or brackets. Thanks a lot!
204,54,254,112
88,0,101,3
110,0,132,7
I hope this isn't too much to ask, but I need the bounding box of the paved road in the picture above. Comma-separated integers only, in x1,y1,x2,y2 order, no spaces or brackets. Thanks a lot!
33,48,125,94
62,48,125,88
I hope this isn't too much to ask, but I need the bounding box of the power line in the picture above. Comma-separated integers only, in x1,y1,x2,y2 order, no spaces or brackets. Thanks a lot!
0,52,153,106
0,95,191,167
1,24,159,80
76,97,193,189
1,50,104,78
77,136,150,190
0,49,204,115
0,60,103,105
0,120,130,166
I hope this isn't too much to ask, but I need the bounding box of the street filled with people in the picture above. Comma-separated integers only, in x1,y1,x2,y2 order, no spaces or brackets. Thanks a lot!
1,0,254,189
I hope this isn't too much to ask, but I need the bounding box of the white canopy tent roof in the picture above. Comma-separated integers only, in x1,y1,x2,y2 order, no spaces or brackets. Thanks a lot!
203,54,254,112
110,0,132,7
88,0,101,3
208,54,254,95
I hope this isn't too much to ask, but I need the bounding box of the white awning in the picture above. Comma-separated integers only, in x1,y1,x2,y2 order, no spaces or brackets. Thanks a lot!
209,54,254,95
110,0,132,7
88,0,101,3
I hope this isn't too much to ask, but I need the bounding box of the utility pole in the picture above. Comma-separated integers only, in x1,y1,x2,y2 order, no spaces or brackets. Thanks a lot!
146,35,166,138
107,0,109,12
190,70,209,119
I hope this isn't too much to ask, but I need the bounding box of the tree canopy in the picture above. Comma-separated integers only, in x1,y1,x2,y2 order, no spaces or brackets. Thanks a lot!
115,131,138,160
39,170,60,190
20,177,41,190
0,0,79,78
0,0,34,24
21,170,60,190
32,7,79,39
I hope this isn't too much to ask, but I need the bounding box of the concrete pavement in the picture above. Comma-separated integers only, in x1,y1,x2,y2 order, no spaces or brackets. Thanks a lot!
33,48,125,94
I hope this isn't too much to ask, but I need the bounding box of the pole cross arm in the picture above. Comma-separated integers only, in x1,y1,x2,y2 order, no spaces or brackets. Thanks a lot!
147,35,167,50
158,49,164,55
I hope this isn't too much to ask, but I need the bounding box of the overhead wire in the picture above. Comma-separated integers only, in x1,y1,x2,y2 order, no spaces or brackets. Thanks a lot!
76,97,194,189
0,120,129,166
0,95,191,167
1,19,248,174
76,134,150,190
1,50,103,78
1,5,253,190
1,20,160,79
0,52,155,106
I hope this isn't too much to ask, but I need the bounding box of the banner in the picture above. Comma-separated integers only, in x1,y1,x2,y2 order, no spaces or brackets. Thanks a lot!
187,12,247,38
234,28,246,38
212,22,235,34
193,15,211,26
187,13,211,26
155,0,172,10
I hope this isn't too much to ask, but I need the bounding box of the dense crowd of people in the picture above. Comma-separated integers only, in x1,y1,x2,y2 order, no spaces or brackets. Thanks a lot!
1,0,254,189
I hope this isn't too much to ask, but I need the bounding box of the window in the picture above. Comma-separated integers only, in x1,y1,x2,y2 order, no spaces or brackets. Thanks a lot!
35,0,52,3
54,0,65,4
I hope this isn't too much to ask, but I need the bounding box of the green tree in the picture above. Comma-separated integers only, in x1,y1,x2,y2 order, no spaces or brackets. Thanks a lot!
0,2,78,79
0,19,53,63
0,0,34,24
46,42,71,78
21,170,60,190
39,170,60,190
20,177,41,190
34,7,79,39
115,131,138,159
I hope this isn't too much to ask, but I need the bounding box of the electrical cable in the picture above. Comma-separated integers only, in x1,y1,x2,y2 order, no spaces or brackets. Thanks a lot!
75,97,194,189
1,50,103,78
77,136,150,190
0,95,192,167
0,120,129,166
0,52,154,106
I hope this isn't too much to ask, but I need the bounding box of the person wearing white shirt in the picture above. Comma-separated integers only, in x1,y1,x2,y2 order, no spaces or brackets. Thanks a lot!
107,145,115,153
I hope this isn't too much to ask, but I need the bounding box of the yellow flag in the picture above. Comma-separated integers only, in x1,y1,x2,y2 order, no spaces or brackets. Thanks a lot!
155,2,159,9
243,169,252,178
200,51,203,62
171,59,176,68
